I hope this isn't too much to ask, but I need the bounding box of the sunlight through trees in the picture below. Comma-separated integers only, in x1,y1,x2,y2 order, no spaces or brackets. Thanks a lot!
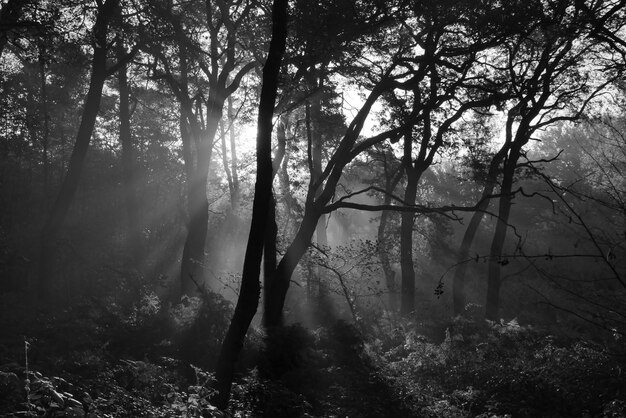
1,0,625,415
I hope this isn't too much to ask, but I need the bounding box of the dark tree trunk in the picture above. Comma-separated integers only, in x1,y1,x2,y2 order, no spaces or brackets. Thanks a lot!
378,154,401,310
264,205,320,327
213,0,288,408
275,116,299,240
219,96,241,213
37,0,119,302
117,41,141,265
485,147,519,321
179,169,211,294
308,89,331,319
264,191,278,285
228,96,240,209
400,172,418,316
179,109,219,297
400,128,419,316
452,142,510,316
315,214,329,313
303,102,319,302
220,120,235,210
263,116,286,297
378,207,396,305
263,80,388,328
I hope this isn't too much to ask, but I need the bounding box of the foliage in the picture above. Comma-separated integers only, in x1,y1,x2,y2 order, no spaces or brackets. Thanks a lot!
230,368,313,418
2,298,625,417
366,316,626,417
0,291,233,417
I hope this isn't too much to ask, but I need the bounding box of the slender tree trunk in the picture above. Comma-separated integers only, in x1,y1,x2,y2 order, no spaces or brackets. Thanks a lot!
179,116,218,296
220,120,236,210
378,155,401,310
170,33,216,298
263,116,287,298
485,148,519,321
264,205,320,327
37,0,119,301
452,142,510,316
213,0,287,408
276,116,298,240
228,96,240,209
264,191,278,283
179,112,195,207
308,89,331,319
400,171,418,316
303,102,318,302
315,214,329,315
117,42,141,265
378,207,396,302
400,127,419,316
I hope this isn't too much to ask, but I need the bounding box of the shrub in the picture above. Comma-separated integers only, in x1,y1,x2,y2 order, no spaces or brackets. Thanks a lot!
365,317,626,417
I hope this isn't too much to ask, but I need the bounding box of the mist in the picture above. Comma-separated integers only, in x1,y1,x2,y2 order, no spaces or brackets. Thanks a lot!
1,0,625,416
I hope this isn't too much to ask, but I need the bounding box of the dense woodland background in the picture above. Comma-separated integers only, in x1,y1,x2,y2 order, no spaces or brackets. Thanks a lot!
1,0,625,416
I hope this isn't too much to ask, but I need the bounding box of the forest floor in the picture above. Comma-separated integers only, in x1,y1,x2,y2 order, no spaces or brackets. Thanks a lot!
1,292,625,417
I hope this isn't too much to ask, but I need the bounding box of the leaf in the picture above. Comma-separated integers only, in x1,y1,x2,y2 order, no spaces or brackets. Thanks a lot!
51,389,65,405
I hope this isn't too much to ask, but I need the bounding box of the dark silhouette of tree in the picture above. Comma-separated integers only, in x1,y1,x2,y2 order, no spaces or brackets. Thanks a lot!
483,2,617,320
148,0,257,298
213,0,288,408
375,147,402,310
116,36,141,265
452,139,511,316
38,0,137,302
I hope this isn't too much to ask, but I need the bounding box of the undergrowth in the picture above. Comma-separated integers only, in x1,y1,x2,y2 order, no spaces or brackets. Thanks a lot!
365,316,626,417
1,290,625,417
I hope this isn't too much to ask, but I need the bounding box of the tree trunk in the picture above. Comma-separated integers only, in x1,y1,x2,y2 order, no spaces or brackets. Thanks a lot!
309,89,331,320
400,171,418,316
213,0,287,408
117,41,141,265
263,116,287,301
378,154,401,310
485,148,519,321
378,206,396,305
179,116,218,296
400,127,418,316
228,96,240,209
220,120,236,210
264,191,278,285
452,142,510,316
37,0,119,302
262,79,388,327
264,204,320,327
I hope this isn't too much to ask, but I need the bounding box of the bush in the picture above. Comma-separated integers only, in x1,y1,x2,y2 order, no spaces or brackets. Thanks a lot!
365,317,626,417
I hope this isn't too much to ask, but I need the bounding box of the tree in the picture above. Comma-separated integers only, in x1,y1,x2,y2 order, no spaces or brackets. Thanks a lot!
379,0,515,315
375,146,402,309
452,138,510,316
482,1,618,320
261,0,507,325
147,0,257,297
38,0,136,302
213,0,288,408
116,34,142,265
